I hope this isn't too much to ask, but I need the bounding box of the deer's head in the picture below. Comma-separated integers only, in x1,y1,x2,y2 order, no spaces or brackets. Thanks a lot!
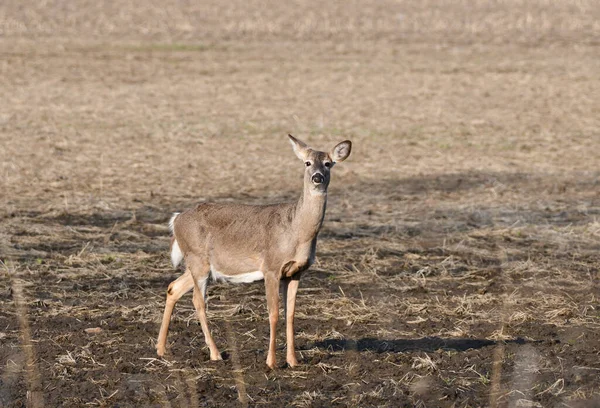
288,134,352,195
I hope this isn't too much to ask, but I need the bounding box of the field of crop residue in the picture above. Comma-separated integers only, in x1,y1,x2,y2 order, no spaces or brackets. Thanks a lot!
1,1,599,407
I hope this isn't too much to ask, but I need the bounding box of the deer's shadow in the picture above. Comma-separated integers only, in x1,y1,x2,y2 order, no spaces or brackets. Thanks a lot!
303,336,530,354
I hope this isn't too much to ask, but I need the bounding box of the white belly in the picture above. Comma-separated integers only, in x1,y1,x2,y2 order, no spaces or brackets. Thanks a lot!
210,268,264,284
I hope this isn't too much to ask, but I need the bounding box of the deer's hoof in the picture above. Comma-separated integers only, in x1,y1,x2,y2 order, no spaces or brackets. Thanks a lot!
210,353,223,361
286,356,299,368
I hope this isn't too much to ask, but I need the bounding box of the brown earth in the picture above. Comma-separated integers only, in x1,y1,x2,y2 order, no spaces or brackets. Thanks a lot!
1,1,600,407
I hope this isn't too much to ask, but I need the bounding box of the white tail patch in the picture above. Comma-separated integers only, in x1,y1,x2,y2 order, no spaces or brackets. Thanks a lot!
171,239,184,268
169,213,183,268
169,212,180,233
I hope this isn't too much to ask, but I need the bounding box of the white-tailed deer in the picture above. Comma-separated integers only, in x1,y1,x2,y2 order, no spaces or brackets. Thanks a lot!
156,135,352,368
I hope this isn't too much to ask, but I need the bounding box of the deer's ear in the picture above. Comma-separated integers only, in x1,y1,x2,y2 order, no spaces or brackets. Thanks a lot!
330,140,352,163
288,134,310,161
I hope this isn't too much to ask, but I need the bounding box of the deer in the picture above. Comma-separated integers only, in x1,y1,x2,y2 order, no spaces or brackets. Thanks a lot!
156,135,352,368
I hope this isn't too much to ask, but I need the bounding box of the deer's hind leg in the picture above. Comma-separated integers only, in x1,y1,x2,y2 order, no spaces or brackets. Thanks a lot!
157,269,195,356
189,256,222,361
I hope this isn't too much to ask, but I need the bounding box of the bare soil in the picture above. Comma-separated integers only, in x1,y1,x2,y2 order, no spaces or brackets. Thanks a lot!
1,1,599,407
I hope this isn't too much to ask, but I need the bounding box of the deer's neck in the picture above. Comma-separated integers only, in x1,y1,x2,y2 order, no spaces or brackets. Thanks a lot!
294,186,327,242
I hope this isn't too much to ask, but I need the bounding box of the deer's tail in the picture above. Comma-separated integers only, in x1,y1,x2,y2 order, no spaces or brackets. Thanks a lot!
169,213,183,268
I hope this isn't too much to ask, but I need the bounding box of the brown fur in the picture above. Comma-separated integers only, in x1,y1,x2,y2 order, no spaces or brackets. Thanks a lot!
156,135,352,368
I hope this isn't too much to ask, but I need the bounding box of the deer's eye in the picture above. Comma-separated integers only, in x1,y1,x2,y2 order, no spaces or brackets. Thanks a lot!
324,162,331,168
305,161,311,167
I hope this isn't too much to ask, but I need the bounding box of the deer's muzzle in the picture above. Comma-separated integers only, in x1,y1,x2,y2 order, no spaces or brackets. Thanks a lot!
311,173,324,184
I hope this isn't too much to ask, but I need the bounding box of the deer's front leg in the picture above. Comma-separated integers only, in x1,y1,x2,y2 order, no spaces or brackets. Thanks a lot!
282,273,302,367
264,274,280,369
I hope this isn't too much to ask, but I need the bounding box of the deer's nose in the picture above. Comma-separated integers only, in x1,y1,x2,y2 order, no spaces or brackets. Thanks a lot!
312,173,324,184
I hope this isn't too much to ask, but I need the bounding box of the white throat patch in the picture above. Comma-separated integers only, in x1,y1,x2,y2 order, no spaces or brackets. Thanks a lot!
309,189,327,196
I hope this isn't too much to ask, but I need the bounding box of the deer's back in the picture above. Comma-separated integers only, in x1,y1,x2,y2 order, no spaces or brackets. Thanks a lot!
173,202,298,273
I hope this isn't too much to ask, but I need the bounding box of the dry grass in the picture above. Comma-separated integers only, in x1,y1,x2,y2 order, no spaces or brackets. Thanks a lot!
1,0,600,407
